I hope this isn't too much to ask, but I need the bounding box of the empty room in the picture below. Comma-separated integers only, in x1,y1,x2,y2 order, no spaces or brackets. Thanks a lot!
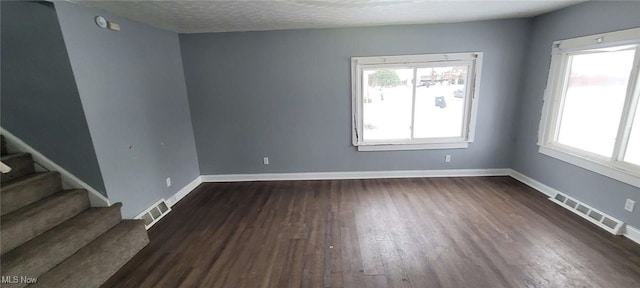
1,0,640,287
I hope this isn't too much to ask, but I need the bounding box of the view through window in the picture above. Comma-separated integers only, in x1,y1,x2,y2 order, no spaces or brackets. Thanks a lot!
539,27,640,183
556,49,635,157
352,53,482,150
361,66,469,141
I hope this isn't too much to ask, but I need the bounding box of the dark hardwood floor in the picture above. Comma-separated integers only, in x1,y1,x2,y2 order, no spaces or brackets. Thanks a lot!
102,177,640,288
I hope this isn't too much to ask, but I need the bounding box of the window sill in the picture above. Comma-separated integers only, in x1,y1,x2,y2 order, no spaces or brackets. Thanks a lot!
538,145,640,188
357,142,469,152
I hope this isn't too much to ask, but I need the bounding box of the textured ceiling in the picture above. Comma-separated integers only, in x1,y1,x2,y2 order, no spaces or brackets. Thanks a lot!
76,0,584,33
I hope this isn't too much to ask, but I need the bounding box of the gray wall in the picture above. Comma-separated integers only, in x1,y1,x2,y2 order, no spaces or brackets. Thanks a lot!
54,2,200,218
512,1,640,228
7,1,637,229
1,1,107,195
180,20,531,174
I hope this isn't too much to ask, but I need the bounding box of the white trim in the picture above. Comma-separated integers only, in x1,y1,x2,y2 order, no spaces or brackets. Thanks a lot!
351,52,483,150
358,142,468,151
351,58,360,146
539,146,640,188
160,168,640,245
612,46,640,165
410,67,418,139
508,169,557,198
166,176,203,207
555,27,640,51
0,127,110,207
537,27,640,188
508,169,639,244
201,169,510,182
624,225,640,245
467,53,483,143
352,53,482,65
358,136,468,146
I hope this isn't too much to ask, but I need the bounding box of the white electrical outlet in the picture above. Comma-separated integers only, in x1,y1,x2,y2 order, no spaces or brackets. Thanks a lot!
166,177,171,187
625,199,635,212
263,157,270,165
445,155,451,163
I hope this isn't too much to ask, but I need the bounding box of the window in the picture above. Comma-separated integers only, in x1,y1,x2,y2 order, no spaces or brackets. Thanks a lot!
351,53,483,151
538,27,640,187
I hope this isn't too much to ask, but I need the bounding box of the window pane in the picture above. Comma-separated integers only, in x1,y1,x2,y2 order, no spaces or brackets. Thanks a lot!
362,68,414,141
413,66,468,138
624,106,640,166
556,50,635,157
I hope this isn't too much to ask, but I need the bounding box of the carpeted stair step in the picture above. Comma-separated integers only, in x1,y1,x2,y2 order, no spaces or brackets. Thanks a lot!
1,153,35,183
1,189,90,254
0,203,123,288
31,220,149,288
1,171,62,216
1,135,7,155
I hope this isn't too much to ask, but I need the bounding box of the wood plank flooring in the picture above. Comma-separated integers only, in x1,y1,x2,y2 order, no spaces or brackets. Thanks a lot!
102,176,640,288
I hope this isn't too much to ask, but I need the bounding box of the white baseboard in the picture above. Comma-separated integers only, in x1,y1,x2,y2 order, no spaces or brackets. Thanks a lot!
200,168,511,182
624,225,640,245
161,169,508,219
134,167,640,246
1,127,110,207
508,169,639,245
166,176,203,207
508,169,557,198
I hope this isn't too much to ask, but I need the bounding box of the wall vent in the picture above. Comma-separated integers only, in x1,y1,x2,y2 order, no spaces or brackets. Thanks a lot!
136,199,171,230
549,192,624,235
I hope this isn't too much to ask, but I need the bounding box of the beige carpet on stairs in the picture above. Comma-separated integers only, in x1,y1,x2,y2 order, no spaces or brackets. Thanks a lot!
0,135,149,288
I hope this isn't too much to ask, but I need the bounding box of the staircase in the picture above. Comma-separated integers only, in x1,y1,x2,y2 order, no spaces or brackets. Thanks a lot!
0,135,149,288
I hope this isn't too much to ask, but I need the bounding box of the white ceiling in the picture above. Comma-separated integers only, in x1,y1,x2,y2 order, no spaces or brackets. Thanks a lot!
76,0,584,33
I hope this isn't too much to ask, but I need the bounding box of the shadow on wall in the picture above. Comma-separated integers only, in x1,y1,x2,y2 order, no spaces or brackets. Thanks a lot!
0,1,107,196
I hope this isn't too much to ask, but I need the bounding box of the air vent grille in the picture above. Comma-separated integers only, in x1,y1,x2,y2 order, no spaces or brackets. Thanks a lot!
136,199,171,229
550,192,623,235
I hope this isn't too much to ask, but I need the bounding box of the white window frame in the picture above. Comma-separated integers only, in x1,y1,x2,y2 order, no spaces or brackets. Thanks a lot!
538,27,640,188
351,52,483,151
